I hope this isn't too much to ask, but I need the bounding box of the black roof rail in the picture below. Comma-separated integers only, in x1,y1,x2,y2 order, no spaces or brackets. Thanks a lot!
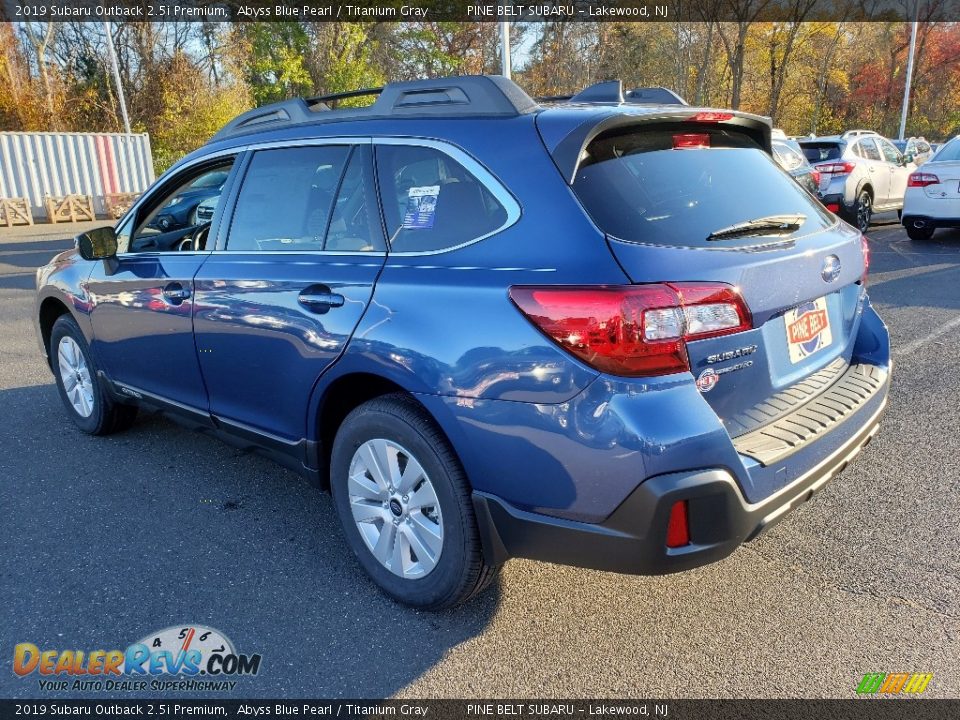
625,86,688,106
535,81,688,107
211,75,538,143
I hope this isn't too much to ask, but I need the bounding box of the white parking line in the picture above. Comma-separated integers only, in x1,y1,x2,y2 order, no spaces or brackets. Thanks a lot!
894,314,960,357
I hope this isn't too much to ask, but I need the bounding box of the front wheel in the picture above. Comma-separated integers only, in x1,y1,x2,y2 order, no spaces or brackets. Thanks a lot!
50,315,137,435
330,394,497,609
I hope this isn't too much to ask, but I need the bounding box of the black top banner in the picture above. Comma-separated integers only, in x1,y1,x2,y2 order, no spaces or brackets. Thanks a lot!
3,0,960,23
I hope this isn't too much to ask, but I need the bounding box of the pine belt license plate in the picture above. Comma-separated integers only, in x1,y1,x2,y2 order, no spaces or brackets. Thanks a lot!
785,296,833,363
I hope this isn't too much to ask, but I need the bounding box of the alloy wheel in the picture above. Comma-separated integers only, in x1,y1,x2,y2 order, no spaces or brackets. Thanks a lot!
857,192,872,232
347,438,444,579
58,336,95,418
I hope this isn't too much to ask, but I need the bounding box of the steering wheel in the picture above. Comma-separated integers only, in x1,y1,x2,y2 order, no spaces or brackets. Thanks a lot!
177,223,212,252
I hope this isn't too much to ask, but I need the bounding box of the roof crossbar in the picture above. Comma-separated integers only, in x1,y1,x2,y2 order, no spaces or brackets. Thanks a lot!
306,87,384,109
536,81,688,107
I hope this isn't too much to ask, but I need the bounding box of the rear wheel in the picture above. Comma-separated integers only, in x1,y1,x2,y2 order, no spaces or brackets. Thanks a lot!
853,190,873,233
330,394,497,609
50,315,137,435
906,224,935,241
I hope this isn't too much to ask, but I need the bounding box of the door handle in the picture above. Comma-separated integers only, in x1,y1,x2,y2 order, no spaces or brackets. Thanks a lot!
162,282,191,304
298,286,345,313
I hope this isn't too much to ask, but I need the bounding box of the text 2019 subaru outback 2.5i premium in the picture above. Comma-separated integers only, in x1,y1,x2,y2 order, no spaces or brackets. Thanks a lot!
36,76,890,609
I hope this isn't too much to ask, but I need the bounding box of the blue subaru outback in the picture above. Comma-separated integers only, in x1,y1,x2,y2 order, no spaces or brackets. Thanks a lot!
35,76,890,609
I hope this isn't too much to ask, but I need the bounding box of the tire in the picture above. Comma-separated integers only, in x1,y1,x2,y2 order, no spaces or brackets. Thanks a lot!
906,224,935,241
852,189,873,233
330,393,497,609
50,315,137,435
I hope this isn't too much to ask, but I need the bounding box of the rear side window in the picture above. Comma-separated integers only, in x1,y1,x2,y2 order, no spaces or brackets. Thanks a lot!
226,145,385,253
773,141,805,171
571,124,833,249
801,143,842,163
375,145,508,252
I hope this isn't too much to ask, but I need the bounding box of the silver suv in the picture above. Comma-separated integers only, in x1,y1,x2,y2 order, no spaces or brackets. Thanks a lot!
799,131,916,232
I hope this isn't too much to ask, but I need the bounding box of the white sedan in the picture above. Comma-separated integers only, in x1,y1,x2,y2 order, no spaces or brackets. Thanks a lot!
902,136,960,241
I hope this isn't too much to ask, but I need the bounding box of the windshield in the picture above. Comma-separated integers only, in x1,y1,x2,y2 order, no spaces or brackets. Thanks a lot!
571,124,834,249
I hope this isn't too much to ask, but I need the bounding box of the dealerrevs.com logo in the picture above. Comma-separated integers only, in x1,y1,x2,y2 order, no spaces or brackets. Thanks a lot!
13,625,262,692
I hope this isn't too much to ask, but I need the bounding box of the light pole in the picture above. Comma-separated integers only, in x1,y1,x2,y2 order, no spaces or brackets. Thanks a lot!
103,21,132,135
500,20,512,79
898,9,919,141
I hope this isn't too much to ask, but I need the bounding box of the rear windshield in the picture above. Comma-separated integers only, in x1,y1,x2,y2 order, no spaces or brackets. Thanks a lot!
932,138,960,162
800,142,843,163
572,124,833,249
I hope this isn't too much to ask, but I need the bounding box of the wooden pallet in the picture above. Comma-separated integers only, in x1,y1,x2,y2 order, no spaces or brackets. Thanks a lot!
104,192,141,219
45,194,96,223
0,197,34,227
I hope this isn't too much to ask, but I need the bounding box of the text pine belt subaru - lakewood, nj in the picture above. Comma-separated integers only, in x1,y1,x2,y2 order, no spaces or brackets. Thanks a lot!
35,75,889,609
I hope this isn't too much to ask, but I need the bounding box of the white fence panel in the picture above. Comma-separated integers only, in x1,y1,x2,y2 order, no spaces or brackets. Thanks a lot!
0,132,154,220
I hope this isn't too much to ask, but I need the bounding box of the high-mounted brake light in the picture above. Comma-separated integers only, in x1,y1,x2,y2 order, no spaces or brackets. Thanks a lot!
908,172,939,188
673,133,711,149
509,283,752,377
818,161,856,175
666,500,690,548
689,111,734,123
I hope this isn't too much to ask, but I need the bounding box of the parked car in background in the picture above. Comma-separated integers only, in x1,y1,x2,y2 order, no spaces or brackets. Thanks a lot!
902,135,960,240
772,139,821,195
146,169,229,232
892,137,933,166
799,132,915,232
34,76,889,609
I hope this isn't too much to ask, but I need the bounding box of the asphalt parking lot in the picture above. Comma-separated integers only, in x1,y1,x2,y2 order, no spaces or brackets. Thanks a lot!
1,215,958,699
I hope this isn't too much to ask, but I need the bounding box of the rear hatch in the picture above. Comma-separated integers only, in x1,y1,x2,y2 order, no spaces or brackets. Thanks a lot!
799,141,846,194
917,159,960,201
539,110,868,436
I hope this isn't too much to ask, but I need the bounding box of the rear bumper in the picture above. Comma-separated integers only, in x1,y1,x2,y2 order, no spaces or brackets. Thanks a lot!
473,377,887,575
902,215,960,230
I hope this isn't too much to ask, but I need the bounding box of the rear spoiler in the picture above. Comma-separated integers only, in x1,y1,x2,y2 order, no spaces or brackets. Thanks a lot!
548,108,773,184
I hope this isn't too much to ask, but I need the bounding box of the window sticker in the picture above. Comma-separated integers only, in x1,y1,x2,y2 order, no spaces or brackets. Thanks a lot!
402,185,440,229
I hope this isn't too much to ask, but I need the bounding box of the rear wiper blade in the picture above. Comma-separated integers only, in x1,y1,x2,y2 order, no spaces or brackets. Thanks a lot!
706,214,806,242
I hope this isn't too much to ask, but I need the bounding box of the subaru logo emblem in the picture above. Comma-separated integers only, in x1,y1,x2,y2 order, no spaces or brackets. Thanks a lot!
821,255,841,283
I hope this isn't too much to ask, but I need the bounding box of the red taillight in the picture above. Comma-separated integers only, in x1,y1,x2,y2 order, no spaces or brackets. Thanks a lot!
908,172,939,188
673,133,710,149
811,169,821,186
860,234,870,284
689,111,734,122
818,161,856,175
666,500,690,548
509,283,752,377
825,203,840,212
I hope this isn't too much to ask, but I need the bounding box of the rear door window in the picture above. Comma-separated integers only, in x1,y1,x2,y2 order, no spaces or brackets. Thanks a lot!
375,145,508,253
858,138,883,161
571,124,834,249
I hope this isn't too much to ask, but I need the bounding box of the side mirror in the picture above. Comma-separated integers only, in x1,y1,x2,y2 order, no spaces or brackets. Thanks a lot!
903,152,914,165
76,226,118,261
